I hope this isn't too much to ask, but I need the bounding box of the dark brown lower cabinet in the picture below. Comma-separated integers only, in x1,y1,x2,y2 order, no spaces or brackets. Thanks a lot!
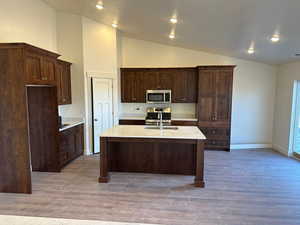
59,124,84,168
171,120,198,126
199,127,230,151
119,120,145,125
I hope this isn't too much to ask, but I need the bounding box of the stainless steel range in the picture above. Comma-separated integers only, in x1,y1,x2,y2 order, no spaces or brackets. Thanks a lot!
145,107,172,126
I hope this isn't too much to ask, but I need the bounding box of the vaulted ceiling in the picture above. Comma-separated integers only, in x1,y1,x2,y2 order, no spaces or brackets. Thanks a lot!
43,0,300,64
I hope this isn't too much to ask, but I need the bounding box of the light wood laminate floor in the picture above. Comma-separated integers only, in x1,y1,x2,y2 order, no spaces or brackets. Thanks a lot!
0,149,299,225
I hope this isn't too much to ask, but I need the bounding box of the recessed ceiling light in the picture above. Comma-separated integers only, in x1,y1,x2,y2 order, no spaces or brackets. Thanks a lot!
271,34,280,43
96,1,104,10
112,23,118,28
248,47,254,54
169,33,175,39
170,18,178,24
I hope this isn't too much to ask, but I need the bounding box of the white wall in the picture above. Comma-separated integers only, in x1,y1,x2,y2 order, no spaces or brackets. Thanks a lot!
121,37,278,146
82,17,119,154
56,12,85,118
273,61,300,156
0,0,57,52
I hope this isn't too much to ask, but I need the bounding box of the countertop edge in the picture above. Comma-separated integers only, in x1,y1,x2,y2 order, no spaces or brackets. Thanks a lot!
59,121,84,132
100,135,206,140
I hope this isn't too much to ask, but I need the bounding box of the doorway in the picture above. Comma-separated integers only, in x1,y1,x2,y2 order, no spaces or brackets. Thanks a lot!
92,78,114,154
291,81,300,159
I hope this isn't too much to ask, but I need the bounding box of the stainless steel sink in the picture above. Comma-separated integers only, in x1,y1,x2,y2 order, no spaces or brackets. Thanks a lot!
144,126,179,130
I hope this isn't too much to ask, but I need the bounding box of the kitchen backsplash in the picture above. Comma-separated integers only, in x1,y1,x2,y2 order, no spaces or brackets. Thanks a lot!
119,103,196,117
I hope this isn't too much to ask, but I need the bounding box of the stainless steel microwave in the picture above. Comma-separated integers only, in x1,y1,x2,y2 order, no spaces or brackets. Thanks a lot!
146,90,172,104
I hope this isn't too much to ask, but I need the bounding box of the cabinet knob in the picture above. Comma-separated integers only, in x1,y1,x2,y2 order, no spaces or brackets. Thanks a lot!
212,130,216,134
132,97,137,101
42,77,47,81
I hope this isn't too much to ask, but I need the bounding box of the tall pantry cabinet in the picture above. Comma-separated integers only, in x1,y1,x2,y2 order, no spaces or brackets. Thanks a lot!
197,66,235,151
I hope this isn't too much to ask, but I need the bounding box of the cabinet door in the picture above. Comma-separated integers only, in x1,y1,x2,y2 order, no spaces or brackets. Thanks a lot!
214,70,233,125
158,69,173,90
172,69,197,103
133,71,146,102
75,125,84,157
25,52,43,84
198,70,216,122
67,129,76,160
121,70,138,102
56,63,64,104
59,131,70,167
186,69,197,102
172,69,188,102
61,64,72,104
57,61,72,105
42,56,57,84
143,69,159,90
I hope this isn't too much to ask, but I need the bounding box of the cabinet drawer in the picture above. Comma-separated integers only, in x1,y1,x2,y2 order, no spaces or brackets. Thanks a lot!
206,139,229,146
199,127,229,139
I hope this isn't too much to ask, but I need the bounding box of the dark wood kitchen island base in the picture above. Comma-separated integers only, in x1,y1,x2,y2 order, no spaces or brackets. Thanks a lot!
98,126,206,187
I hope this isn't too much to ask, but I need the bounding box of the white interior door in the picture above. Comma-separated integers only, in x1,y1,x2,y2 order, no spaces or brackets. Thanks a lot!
92,78,113,154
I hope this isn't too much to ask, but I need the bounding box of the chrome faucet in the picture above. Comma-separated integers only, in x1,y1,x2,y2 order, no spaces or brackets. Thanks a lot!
158,111,163,130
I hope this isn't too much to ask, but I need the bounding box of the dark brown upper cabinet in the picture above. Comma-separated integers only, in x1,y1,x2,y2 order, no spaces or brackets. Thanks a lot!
121,68,145,102
57,59,72,105
172,68,197,103
23,45,60,85
198,66,234,127
120,68,197,103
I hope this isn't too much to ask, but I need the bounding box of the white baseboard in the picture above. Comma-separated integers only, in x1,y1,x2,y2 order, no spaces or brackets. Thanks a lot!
84,148,93,156
230,144,272,150
272,144,290,156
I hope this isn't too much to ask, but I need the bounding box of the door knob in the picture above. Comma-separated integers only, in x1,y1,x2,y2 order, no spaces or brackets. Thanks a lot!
94,119,98,122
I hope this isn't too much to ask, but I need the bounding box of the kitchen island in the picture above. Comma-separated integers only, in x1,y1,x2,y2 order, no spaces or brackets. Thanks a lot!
98,125,206,187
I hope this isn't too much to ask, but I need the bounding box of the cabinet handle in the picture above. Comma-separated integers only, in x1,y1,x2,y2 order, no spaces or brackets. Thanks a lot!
63,98,66,102
212,130,216,134
132,97,137,101
42,77,48,81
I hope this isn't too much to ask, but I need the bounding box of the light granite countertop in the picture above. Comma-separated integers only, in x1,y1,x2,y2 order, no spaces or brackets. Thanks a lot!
0,215,157,225
100,125,205,140
59,118,84,132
